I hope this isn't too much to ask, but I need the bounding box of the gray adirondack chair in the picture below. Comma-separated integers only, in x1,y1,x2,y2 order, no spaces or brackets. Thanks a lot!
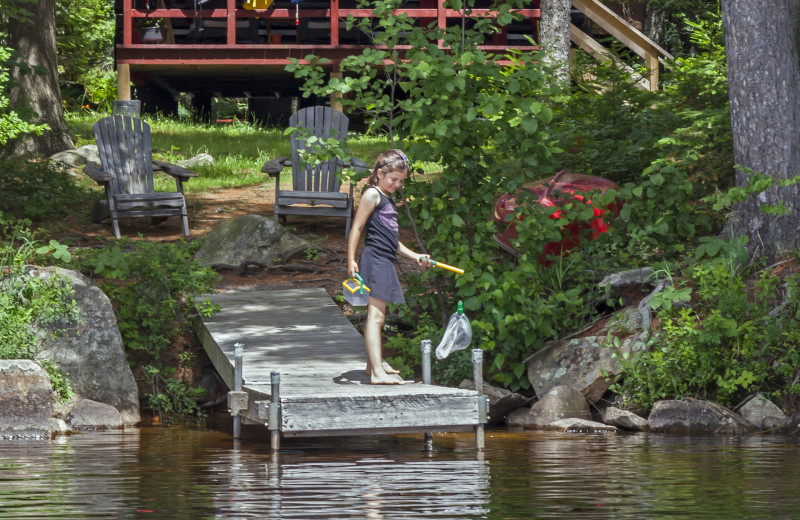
83,115,198,239
261,106,369,238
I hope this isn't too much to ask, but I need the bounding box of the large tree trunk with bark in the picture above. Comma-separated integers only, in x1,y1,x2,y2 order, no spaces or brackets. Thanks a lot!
721,0,800,262
7,0,74,157
539,0,571,84
643,4,665,49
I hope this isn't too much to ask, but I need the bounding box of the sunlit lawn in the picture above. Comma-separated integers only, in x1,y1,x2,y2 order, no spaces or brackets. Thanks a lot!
66,112,393,193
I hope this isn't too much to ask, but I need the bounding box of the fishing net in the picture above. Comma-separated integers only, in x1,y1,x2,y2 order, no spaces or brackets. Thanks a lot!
435,301,472,360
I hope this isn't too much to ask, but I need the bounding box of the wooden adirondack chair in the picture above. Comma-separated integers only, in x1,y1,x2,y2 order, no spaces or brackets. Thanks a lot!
261,106,369,238
83,115,198,239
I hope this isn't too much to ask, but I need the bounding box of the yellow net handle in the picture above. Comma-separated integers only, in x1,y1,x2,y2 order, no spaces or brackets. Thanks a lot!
421,257,464,275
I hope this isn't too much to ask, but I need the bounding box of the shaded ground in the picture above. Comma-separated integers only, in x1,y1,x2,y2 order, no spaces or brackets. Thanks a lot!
62,182,424,299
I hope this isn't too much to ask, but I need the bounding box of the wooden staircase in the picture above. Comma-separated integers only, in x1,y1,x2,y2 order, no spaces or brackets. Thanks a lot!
570,0,673,91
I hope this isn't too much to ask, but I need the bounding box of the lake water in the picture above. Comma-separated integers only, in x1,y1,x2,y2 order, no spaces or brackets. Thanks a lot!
1,415,799,519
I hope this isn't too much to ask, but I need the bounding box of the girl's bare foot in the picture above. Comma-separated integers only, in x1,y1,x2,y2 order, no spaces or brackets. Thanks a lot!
370,372,406,385
365,362,400,376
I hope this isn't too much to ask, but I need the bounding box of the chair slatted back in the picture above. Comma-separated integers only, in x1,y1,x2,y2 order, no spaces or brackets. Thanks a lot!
289,106,349,193
93,116,155,195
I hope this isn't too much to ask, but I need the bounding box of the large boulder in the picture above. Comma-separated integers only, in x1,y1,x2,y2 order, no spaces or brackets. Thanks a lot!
0,360,54,438
648,398,758,435
194,214,317,268
525,306,646,402
736,393,786,431
508,385,590,429
66,399,124,431
459,379,529,426
35,267,140,427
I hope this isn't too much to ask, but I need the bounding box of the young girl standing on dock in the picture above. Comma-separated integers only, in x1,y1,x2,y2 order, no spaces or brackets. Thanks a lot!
347,149,429,385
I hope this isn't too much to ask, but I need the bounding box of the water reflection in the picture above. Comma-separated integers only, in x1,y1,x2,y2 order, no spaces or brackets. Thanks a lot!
0,419,799,519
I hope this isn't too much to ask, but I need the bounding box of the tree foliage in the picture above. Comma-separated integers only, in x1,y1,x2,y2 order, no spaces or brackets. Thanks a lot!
56,0,116,110
288,1,775,397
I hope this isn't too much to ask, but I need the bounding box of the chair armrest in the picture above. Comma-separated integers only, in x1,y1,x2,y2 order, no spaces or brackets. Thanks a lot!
152,159,199,179
349,157,370,172
83,161,113,183
261,156,291,176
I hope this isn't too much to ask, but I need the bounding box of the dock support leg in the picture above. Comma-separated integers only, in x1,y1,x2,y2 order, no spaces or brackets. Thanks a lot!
421,339,433,452
472,349,485,451
270,371,281,453
233,342,244,439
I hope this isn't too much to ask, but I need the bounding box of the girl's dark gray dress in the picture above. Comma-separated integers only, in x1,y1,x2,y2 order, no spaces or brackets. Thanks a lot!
358,187,405,303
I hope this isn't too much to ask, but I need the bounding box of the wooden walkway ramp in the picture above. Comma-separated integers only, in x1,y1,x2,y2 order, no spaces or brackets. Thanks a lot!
194,288,486,447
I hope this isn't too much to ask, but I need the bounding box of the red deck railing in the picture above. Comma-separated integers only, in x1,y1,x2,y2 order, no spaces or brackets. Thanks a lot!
120,0,541,61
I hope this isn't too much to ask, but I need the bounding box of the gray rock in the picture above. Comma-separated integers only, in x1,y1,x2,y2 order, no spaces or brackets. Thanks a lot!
525,306,645,402
0,360,54,439
50,144,101,167
603,406,649,431
648,398,758,435
194,214,317,268
506,406,534,427
178,153,214,169
34,267,140,426
598,267,654,289
66,399,124,430
781,411,800,436
545,418,618,433
737,393,786,431
510,385,591,429
51,418,70,435
598,267,656,307
459,379,529,426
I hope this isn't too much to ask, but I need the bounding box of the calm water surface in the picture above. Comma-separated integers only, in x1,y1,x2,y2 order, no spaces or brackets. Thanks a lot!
1,416,799,519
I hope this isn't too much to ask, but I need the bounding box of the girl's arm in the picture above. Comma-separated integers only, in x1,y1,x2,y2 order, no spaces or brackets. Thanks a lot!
347,188,381,277
397,241,430,266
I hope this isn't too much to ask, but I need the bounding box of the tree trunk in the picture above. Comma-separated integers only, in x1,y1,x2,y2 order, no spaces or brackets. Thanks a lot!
721,0,800,262
7,0,74,157
539,0,571,84
643,4,665,49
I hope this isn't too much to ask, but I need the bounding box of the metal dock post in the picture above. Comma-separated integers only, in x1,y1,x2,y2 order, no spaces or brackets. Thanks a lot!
229,342,245,439
421,339,433,452
269,371,281,452
472,349,485,451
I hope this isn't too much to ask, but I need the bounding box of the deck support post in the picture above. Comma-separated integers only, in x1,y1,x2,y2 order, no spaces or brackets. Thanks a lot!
232,342,244,439
421,339,433,451
472,349,485,451
117,64,131,101
269,371,281,452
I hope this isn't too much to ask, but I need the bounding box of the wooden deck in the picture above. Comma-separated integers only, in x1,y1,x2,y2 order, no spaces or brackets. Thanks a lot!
194,288,486,444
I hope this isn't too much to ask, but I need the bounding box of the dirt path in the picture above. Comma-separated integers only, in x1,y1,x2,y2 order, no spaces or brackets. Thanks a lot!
63,184,423,298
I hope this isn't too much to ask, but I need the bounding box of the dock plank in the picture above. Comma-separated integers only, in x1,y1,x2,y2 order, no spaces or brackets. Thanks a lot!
195,288,485,437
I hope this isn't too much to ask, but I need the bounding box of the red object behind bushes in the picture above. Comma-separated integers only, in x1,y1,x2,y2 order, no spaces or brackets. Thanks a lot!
493,170,621,264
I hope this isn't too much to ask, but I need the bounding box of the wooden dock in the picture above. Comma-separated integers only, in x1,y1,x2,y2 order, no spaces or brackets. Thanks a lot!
194,288,486,448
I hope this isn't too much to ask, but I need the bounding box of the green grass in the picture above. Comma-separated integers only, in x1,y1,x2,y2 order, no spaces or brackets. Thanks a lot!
66,112,392,193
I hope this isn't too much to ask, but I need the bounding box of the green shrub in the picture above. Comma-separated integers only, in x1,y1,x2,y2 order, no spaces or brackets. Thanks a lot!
0,215,78,402
0,157,95,221
610,238,800,409
80,238,220,422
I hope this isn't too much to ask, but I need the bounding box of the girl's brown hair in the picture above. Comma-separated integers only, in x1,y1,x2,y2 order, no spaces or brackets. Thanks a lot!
366,149,410,186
